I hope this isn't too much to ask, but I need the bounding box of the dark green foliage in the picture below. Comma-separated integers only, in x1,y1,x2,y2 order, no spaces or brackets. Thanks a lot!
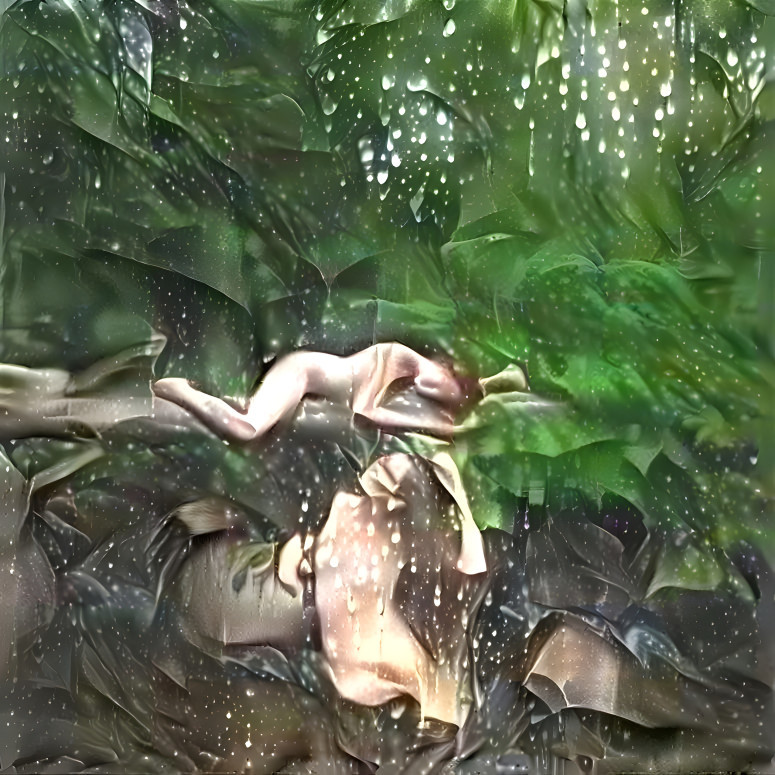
1,0,772,569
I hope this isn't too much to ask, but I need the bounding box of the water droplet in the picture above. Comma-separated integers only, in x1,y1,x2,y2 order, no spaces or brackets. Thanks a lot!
575,112,587,129
377,169,389,184
443,19,456,37
321,94,338,115
359,143,374,164
407,75,428,92
410,184,425,220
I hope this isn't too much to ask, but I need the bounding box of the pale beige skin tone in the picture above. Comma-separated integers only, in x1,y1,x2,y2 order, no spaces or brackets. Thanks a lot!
172,456,480,725
154,345,533,722
153,342,488,575
153,343,466,442
310,454,476,725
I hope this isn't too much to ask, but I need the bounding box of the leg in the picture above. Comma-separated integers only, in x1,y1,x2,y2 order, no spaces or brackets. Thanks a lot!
153,378,257,442
243,354,321,437
156,353,333,442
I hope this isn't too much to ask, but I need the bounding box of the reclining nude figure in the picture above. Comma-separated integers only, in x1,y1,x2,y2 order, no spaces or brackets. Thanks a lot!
154,342,470,442
153,343,526,576
154,344,527,724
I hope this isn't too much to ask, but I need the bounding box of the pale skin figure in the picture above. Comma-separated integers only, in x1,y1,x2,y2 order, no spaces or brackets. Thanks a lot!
153,342,502,575
170,455,483,726
154,344,528,720
153,343,470,442
312,454,482,726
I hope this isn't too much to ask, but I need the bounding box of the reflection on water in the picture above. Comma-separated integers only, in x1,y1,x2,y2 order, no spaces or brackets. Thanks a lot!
1,343,772,772
1,0,773,771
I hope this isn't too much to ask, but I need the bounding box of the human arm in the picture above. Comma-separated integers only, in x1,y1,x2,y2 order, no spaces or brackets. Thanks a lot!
350,344,465,434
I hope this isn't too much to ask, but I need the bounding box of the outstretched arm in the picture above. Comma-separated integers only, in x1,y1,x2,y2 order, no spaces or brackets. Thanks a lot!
359,403,455,436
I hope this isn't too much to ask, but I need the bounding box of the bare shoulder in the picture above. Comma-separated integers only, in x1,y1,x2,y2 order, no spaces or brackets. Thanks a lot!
268,350,341,378
360,342,423,369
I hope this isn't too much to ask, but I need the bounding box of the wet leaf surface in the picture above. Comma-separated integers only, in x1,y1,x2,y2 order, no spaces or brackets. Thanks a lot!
1,0,773,771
